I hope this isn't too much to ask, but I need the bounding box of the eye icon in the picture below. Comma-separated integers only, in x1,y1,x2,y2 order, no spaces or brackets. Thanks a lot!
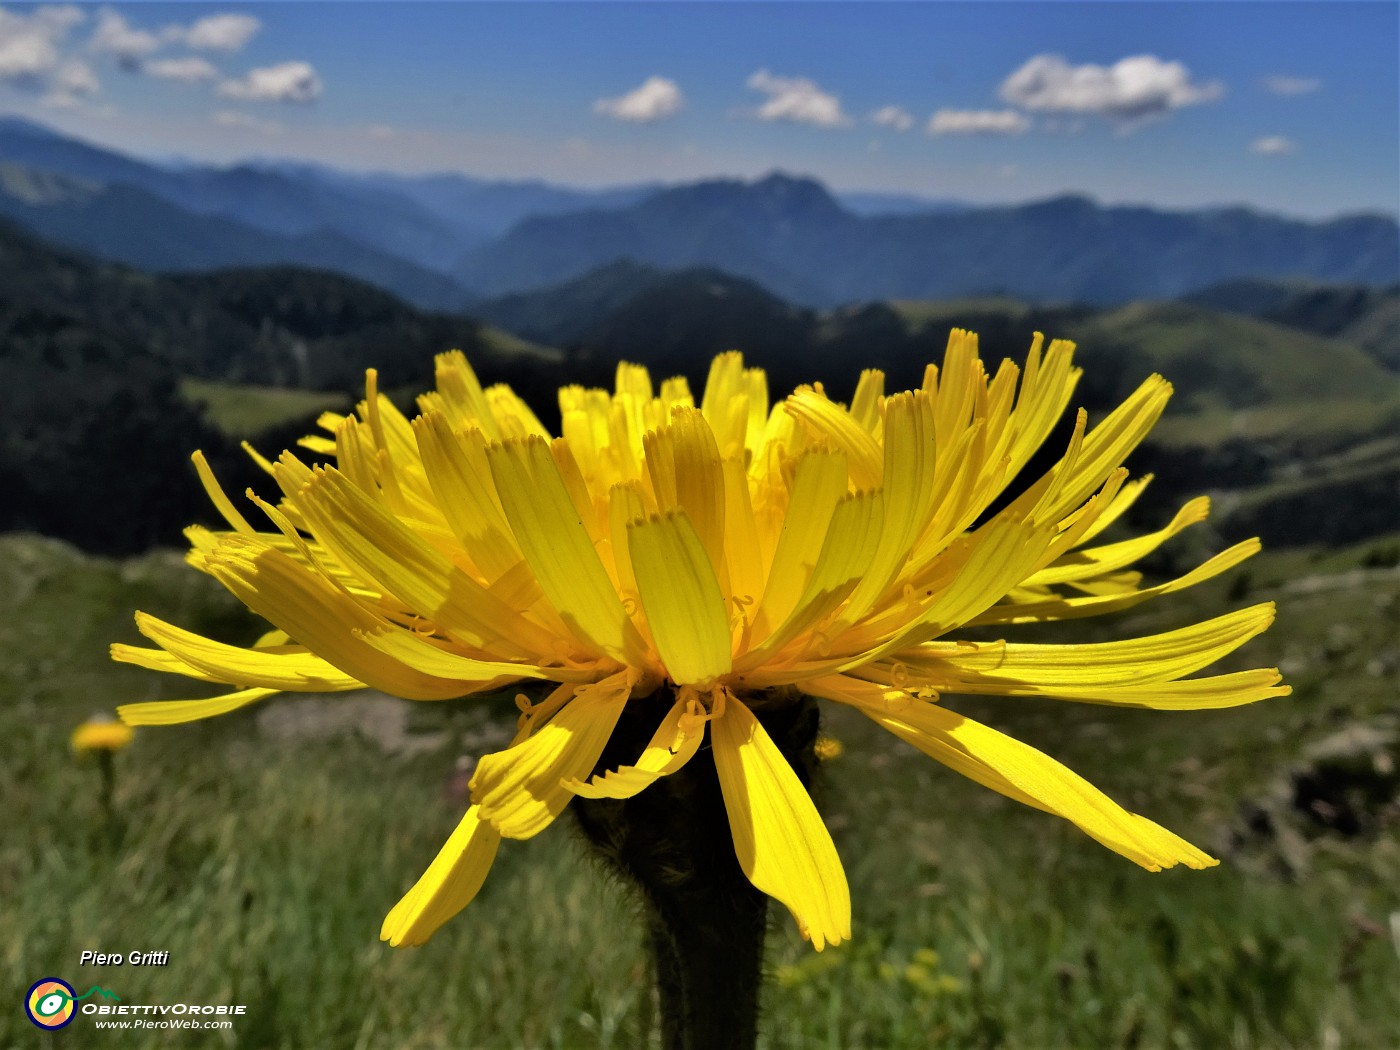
26,979,77,1030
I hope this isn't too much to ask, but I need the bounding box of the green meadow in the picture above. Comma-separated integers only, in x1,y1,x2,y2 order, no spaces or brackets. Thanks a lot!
4,514,1398,1047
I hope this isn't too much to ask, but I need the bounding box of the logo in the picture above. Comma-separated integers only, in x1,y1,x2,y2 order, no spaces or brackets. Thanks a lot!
25,979,120,1030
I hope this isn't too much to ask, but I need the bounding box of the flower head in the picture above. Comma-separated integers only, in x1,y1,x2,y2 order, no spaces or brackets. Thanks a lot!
72,713,134,754
114,331,1288,951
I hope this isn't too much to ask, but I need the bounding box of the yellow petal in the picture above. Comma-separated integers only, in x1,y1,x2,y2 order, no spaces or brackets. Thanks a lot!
735,489,883,670
1003,335,1081,482
354,625,584,686
1073,474,1153,546
628,511,732,685
786,387,883,490
132,612,364,692
565,695,704,799
204,540,469,700
644,407,727,575
1031,668,1291,709
711,694,851,950
849,369,885,432
1025,496,1210,587
817,677,1215,870
433,350,500,439
825,390,935,635
700,351,750,455
753,449,850,639
906,604,1281,691
969,539,1261,626
292,467,556,658
118,688,276,726
381,805,502,947
720,455,765,608
486,382,551,440
471,672,631,838
1034,375,1172,524
111,643,223,684
412,410,522,581
847,516,1057,666
487,436,650,666
191,450,253,533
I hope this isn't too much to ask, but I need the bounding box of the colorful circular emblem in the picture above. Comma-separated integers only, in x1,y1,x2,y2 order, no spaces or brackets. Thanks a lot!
26,978,77,1030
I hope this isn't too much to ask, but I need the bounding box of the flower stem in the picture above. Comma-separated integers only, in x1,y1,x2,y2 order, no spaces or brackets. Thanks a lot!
572,692,819,1050
98,750,115,818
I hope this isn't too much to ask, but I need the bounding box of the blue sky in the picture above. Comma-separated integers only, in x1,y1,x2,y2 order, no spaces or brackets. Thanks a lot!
1,2,1396,217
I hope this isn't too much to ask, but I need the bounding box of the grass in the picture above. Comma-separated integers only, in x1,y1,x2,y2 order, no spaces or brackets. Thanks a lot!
886,298,1397,418
181,378,352,440
1084,303,1391,411
2,531,1398,1048
477,324,560,361
1148,398,1400,452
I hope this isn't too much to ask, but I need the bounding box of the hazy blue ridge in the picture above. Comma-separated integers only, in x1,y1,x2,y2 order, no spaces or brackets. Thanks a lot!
457,175,1400,306
835,190,971,216
0,160,472,311
3,118,1394,313
0,116,479,274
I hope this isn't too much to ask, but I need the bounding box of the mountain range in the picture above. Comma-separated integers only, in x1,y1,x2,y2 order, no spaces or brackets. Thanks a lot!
1,116,1395,310
2,199,1396,555
458,176,1399,305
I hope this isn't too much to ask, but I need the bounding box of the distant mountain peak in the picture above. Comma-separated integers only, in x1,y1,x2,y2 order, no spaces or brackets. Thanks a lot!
1017,193,1100,217
639,170,848,227
0,114,64,139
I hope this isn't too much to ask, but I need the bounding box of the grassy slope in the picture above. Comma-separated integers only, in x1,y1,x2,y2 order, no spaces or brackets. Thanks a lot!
889,298,1398,415
887,299,1400,547
2,531,1397,1049
181,378,351,440
182,324,550,443
475,323,559,362
1084,302,1392,410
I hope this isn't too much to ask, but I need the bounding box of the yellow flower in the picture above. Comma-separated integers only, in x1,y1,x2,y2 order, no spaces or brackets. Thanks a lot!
813,735,844,761
113,331,1288,952
72,714,134,753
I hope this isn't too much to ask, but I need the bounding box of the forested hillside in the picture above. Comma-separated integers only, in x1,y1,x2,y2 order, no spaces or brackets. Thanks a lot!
0,221,556,553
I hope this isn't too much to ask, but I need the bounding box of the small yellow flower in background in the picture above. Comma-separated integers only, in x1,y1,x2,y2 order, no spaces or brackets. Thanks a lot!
113,330,1289,952
71,714,134,754
813,735,844,761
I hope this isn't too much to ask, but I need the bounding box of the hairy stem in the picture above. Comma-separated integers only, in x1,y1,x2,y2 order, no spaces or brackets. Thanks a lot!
571,692,820,1050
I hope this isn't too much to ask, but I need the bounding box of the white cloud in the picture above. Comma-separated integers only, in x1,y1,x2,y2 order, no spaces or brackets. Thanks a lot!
89,8,161,70
219,61,322,103
54,58,99,95
593,75,683,123
43,58,99,107
365,123,396,140
928,108,1030,135
213,109,281,134
1000,53,1222,122
871,105,914,132
1251,135,1297,156
145,56,219,84
746,69,850,128
1263,75,1320,97
181,13,261,53
0,5,86,91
